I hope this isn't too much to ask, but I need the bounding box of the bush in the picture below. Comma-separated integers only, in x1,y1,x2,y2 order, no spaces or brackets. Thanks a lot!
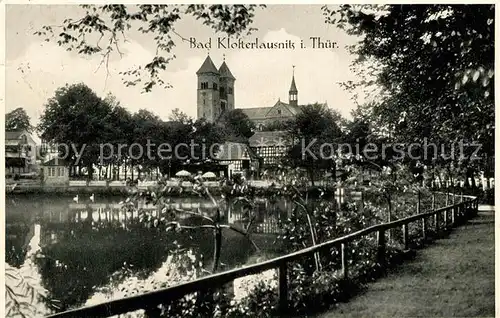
482,188,494,205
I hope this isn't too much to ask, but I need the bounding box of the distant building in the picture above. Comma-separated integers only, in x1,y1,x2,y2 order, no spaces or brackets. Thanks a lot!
197,55,236,122
42,158,70,185
196,56,326,128
5,130,37,175
40,139,61,162
249,131,291,167
239,71,300,128
196,57,329,175
214,141,259,178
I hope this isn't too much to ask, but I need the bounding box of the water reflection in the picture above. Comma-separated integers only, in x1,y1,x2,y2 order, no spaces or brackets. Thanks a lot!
6,192,346,313
5,194,260,313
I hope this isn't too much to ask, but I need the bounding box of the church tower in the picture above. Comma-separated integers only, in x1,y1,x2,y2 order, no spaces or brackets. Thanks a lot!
289,66,298,107
218,56,236,115
197,55,220,122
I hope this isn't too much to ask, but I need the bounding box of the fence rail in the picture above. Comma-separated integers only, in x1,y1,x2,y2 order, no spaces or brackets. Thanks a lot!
46,193,479,318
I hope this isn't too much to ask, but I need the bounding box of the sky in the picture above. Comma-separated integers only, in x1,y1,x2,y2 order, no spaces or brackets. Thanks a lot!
5,4,363,130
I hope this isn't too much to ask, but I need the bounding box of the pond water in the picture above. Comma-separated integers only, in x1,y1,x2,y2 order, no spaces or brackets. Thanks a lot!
5,194,285,314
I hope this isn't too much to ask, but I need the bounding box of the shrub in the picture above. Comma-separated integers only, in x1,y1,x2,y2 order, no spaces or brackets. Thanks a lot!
482,188,494,205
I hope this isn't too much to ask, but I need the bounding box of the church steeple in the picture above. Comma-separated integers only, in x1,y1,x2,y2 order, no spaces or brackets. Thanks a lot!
289,65,298,106
218,54,235,80
197,54,220,122
197,54,219,75
218,54,236,115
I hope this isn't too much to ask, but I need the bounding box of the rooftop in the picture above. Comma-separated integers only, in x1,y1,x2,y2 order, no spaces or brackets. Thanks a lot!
249,130,290,148
196,55,219,75
5,130,26,140
218,61,235,80
215,142,258,161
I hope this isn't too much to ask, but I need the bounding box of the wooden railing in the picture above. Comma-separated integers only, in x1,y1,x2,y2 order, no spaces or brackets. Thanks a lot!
46,194,479,318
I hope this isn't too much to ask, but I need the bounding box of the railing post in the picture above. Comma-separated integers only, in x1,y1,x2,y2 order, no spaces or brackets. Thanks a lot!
442,208,447,229
402,223,409,250
446,190,449,206
435,211,440,235
377,230,386,267
451,206,456,226
279,261,288,315
432,192,436,210
417,191,421,214
341,243,348,280
422,217,427,241
458,204,462,223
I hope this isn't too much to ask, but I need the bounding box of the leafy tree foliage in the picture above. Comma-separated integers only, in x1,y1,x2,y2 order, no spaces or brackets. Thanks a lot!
284,103,344,185
37,83,226,180
169,108,192,124
261,120,289,132
219,109,256,141
36,5,266,92
324,4,494,181
6,107,33,132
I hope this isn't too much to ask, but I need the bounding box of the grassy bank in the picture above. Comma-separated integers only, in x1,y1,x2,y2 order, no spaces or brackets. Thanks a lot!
318,206,495,318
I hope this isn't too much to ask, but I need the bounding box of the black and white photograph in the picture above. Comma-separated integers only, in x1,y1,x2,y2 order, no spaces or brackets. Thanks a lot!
3,4,495,318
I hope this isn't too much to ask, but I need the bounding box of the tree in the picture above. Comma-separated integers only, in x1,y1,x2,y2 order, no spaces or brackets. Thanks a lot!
6,107,33,132
106,104,134,179
169,108,192,125
126,175,260,274
219,109,255,141
324,4,494,182
262,120,289,132
37,83,116,180
128,109,163,178
36,5,266,92
284,103,344,185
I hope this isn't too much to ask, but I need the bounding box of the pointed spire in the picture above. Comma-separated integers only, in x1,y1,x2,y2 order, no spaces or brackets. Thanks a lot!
289,65,298,93
197,55,219,75
289,65,298,106
218,58,235,80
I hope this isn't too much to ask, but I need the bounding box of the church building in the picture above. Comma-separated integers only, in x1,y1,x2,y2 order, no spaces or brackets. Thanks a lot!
196,55,236,122
196,55,312,128
196,55,326,172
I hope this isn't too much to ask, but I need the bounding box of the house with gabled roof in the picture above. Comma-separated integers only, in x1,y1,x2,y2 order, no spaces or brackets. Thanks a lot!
5,130,38,175
249,131,291,167
214,141,260,178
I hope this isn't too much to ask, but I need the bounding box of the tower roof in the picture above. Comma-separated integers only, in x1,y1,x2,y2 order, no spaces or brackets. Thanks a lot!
196,55,219,75
289,75,298,93
218,61,235,80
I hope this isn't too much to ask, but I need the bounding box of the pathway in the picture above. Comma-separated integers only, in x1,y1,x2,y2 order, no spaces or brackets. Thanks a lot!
317,205,495,318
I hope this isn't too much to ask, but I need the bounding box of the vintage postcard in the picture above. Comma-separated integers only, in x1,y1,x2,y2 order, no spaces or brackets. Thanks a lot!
3,3,495,318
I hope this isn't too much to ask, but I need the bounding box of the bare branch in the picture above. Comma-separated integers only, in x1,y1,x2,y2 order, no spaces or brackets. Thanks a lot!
173,208,214,223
